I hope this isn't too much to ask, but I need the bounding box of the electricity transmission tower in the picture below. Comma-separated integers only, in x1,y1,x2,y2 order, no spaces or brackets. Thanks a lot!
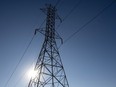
28,4,69,87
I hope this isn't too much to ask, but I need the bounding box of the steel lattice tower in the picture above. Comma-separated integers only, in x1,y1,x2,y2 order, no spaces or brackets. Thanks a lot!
28,4,69,87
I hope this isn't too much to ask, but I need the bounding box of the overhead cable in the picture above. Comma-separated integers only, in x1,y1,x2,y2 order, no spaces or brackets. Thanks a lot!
62,0,116,46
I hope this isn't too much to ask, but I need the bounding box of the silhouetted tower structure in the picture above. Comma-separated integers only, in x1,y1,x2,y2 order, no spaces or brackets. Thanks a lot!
28,4,69,87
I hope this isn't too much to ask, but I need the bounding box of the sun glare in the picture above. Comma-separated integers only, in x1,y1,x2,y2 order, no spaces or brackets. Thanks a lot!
27,68,38,79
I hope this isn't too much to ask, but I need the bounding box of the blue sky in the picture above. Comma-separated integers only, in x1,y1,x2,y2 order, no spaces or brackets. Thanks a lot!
0,0,116,87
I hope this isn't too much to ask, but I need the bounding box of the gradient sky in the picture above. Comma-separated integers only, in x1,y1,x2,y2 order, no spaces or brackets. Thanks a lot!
0,0,116,87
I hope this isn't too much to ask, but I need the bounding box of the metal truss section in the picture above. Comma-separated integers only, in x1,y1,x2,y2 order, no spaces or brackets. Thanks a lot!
28,4,69,87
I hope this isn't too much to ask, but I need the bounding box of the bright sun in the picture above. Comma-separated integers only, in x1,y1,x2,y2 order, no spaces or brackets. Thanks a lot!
27,68,38,79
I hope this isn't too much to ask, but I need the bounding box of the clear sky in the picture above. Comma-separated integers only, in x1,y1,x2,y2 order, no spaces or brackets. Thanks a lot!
0,0,116,87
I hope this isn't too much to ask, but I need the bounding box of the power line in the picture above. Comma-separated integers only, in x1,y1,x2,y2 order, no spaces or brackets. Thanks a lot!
56,0,81,30
35,19,46,29
3,3,47,86
3,35,35,87
13,59,37,87
63,0,81,21
55,0,62,7
58,0,116,48
3,19,46,87
11,20,46,87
